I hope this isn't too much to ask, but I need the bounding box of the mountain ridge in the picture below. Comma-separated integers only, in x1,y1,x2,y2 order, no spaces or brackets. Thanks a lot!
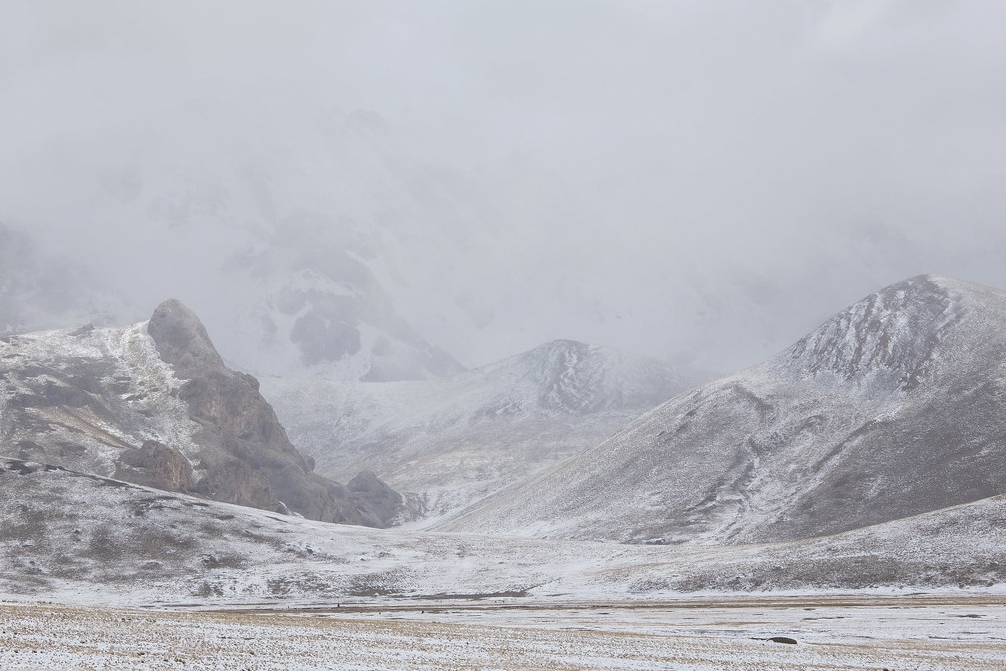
442,275,1006,544
5,275,1006,605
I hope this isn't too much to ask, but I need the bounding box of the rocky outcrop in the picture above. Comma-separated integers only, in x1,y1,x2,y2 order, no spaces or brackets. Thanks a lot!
147,300,226,374
348,470,404,527
114,439,195,492
146,299,400,524
0,299,401,527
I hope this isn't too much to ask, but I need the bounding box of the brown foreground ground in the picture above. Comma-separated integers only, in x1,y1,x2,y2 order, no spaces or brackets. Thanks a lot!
2,594,1005,670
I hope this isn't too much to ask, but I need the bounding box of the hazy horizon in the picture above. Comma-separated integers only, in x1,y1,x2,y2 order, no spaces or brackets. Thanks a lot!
3,1,1006,376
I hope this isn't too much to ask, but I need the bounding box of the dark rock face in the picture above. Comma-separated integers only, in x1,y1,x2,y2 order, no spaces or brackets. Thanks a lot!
189,456,275,511
146,299,400,525
115,440,195,492
348,470,404,527
147,300,225,374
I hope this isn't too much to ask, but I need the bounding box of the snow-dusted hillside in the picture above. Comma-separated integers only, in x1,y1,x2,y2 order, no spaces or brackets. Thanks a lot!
444,276,1006,544
262,340,707,526
0,300,400,526
3,456,1006,606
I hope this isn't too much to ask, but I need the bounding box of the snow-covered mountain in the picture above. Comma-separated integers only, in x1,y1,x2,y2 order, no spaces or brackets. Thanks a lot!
223,227,467,382
443,275,1006,544
6,275,1006,607
262,340,708,526
0,299,401,527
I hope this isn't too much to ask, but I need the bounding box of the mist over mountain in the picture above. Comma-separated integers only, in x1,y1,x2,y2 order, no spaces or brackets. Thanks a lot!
263,339,707,526
0,223,129,336
2,108,478,381
4,3,1006,376
444,276,1006,544
4,267,1006,606
8,10,1006,665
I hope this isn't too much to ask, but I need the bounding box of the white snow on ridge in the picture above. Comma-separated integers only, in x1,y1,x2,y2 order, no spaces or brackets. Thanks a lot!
0,321,203,477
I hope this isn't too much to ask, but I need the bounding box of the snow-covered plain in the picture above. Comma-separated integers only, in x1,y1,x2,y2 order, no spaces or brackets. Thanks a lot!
3,596,1006,670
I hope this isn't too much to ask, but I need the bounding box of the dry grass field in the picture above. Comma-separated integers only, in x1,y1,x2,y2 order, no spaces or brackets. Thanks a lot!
2,595,1006,670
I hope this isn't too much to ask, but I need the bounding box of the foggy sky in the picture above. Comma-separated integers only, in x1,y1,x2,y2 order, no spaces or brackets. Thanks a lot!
2,1,1006,375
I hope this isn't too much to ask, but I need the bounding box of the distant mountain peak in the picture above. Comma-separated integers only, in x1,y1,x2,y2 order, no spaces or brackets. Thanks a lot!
531,338,593,352
526,340,606,413
780,275,962,391
480,338,698,415
504,339,598,371
443,275,1006,544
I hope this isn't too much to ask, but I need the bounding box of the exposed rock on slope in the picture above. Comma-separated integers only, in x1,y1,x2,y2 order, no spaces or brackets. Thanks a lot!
444,276,1006,544
262,339,707,526
0,300,401,526
147,299,330,517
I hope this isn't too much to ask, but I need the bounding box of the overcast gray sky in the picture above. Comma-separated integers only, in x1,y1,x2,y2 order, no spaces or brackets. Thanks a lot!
2,1,1006,374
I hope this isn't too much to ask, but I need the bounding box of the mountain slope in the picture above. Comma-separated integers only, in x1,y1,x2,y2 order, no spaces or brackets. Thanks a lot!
443,275,1006,543
0,300,400,526
3,455,1006,606
262,340,707,526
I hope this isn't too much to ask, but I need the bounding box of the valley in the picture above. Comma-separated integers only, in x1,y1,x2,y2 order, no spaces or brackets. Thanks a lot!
4,275,1006,668
5,4,1006,667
